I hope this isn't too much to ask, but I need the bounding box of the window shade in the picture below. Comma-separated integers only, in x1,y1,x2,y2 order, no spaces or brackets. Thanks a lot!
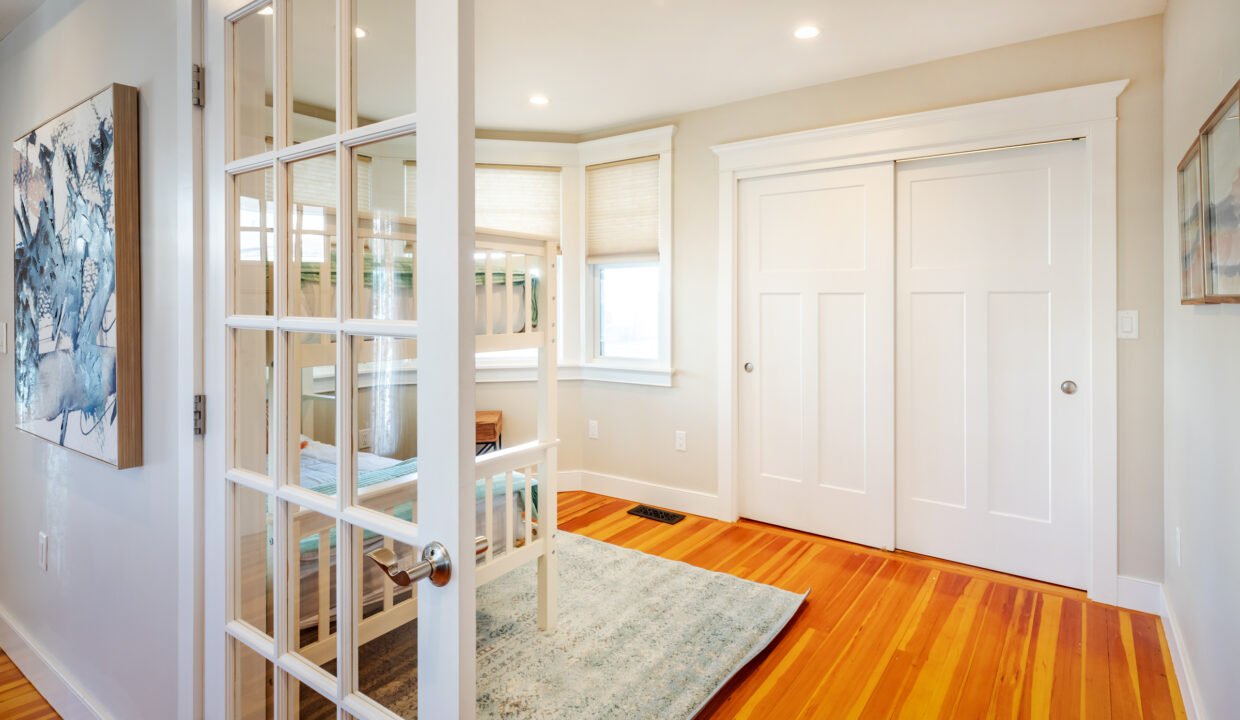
286,154,372,211
402,162,561,237
586,155,660,262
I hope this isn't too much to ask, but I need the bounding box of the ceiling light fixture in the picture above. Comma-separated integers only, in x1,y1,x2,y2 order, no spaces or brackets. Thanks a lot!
529,94,550,106
794,25,820,40
355,27,367,38
257,5,273,15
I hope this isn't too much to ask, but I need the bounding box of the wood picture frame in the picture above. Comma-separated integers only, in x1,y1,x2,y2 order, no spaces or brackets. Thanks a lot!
1177,139,1208,304
1201,79,1240,303
12,84,143,468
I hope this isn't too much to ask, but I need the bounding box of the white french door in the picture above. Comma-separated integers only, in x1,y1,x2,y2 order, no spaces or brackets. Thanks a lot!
895,140,1091,589
203,0,478,718
737,163,895,549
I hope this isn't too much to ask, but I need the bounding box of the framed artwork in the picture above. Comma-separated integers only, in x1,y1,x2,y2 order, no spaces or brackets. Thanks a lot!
12,84,142,468
1178,140,1207,304
1202,79,1240,303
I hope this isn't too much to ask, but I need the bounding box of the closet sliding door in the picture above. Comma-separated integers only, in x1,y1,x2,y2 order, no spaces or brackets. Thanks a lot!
894,141,1091,589
737,163,895,549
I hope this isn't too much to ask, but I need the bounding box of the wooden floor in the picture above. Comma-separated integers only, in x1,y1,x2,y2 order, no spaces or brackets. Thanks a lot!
0,493,1187,720
559,491,1186,720
0,651,58,720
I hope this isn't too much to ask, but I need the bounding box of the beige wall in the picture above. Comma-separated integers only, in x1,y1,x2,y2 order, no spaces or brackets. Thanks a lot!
1161,0,1240,713
577,16,1166,581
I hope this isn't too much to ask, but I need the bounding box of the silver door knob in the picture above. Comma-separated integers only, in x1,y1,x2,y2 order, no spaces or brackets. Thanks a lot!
744,362,754,373
1060,380,1078,395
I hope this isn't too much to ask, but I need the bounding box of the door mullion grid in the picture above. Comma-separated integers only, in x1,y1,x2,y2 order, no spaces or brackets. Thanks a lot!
273,0,290,152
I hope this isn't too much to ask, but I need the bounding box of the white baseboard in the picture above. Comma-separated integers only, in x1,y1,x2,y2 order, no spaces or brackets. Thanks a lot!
1161,588,1203,720
0,604,105,720
561,469,725,520
558,470,583,492
1116,575,1164,615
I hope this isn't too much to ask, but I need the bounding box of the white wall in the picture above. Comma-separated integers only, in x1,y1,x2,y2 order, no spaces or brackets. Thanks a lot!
576,16,1167,582
0,0,185,717
1161,0,1240,714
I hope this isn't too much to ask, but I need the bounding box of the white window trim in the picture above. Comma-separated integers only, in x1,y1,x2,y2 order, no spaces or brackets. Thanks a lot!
578,126,675,380
287,132,677,388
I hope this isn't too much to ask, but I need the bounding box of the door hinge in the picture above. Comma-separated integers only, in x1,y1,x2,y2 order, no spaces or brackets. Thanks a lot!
193,395,206,436
191,64,204,108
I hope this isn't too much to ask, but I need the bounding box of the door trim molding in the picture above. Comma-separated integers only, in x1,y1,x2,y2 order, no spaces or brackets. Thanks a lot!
713,80,1128,604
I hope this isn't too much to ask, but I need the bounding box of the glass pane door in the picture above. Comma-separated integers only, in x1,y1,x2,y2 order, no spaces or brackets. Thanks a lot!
209,0,476,717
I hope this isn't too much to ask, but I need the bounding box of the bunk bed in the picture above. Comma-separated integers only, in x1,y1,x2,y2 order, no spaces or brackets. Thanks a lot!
282,225,560,666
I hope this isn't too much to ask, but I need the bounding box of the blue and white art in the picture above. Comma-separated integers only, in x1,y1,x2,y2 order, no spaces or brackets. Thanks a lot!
13,85,141,467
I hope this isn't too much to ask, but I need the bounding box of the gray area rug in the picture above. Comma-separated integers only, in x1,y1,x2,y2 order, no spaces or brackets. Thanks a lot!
349,532,806,719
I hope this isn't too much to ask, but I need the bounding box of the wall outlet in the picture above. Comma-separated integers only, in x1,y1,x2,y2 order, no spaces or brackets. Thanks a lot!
359,427,373,450
1117,310,1139,340
1176,527,1182,567
37,532,48,572
0,321,7,354
675,430,687,452
587,420,599,439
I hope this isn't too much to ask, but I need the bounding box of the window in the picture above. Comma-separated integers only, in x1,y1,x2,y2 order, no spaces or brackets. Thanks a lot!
585,154,668,365
597,264,659,359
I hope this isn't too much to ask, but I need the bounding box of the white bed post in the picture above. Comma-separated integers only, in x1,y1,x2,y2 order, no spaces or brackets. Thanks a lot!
415,0,477,716
538,241,559,632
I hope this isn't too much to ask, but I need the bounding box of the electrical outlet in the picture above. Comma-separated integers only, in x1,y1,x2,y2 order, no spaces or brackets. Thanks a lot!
359,427,373,450
588,420,599,439
675,430,687,452
1176,527,1182,566
0,321,7,354
37,532,48,572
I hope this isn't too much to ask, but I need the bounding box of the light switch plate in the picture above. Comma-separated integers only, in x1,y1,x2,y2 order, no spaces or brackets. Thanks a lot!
1117,310,1139,340
0,320,7,353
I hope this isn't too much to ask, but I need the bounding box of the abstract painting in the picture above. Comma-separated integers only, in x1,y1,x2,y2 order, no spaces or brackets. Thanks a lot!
1178,141,1206,304
1203,81,1240,303
12,84,142,468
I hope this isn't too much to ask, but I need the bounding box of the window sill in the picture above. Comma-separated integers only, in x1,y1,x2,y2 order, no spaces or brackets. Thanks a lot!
475,363,674,387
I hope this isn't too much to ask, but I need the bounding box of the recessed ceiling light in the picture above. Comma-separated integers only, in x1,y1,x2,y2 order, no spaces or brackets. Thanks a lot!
257,5,273,15
529,94,550,106
355,27,367,38
794,25,820,40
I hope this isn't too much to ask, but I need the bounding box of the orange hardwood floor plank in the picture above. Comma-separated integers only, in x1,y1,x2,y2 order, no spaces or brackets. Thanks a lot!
556,491,1186,719
0,652,58,720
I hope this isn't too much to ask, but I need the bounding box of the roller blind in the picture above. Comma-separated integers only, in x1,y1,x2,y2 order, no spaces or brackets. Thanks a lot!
402,163,561,237
586,155,660,262
285,154,371,211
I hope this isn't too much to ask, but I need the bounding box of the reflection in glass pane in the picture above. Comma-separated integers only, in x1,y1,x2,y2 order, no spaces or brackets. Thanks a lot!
354,136,417,321
353,336,418,527
356,0,416,127
233,330,274,477
289,333,338,497
232,5,273,159
290,0,337,143
290,675,337,720
234,484,274,637
290,153,338,317
354,526,417,719
290,501,338,678
235,167,275,316
1205,99,1240,297
232,638,274,720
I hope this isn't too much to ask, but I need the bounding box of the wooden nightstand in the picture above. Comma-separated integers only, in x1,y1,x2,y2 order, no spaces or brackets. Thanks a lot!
475,410,503,455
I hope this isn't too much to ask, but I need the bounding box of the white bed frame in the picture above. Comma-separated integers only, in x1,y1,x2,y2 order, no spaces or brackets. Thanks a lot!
285,227,560,666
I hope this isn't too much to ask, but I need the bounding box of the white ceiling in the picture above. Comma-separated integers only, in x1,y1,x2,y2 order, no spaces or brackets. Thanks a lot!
0,0,44,42
471,0,1164,134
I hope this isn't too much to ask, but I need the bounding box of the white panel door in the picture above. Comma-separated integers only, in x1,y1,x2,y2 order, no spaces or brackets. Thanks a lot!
738,163,894,548
895,141,1090,589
